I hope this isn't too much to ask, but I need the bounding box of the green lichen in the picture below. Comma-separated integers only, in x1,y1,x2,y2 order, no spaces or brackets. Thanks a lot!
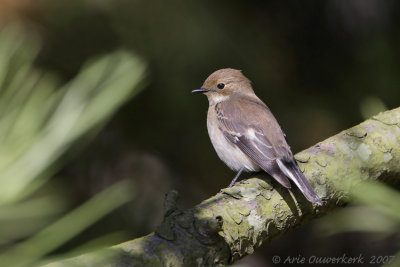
295,152,311,163
384,153,393,162
357,143,372,162
238,185,261,201
247,209,264,232
373,110,400,125
50,107,400,267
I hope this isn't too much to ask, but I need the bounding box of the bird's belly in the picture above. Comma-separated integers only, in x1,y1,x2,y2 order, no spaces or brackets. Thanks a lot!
207,114,260,172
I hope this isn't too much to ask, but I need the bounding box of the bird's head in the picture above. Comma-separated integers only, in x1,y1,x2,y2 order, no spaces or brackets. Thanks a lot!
192,68,254,105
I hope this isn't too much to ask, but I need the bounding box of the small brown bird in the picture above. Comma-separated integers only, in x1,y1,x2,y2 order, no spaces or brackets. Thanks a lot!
192,68,322,205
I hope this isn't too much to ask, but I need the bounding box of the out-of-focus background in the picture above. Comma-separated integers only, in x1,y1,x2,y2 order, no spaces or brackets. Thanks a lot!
0,0,399,266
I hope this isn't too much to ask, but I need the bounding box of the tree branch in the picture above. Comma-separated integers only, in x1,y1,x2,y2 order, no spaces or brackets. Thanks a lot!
49,107,400,267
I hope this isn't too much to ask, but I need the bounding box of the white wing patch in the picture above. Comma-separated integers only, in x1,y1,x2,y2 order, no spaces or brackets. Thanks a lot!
247,128,258,139
247,128,274,160
276,159,302,189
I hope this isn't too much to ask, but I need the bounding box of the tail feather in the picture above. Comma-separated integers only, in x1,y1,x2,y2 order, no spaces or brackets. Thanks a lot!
276,159,322,205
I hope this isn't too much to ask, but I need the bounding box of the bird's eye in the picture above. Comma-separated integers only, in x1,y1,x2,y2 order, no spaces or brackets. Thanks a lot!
217,83,225,89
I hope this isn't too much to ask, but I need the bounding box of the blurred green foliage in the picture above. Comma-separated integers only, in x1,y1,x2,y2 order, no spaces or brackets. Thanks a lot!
0,24,146,266
33,0,400,205
360,97,387,120
315,181,400,267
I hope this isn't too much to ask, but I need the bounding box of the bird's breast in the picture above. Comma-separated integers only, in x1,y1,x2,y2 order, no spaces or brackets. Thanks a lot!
207,106,260,172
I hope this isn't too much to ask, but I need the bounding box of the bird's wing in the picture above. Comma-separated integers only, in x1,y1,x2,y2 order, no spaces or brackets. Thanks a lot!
216,97,322,205
215,97,292,188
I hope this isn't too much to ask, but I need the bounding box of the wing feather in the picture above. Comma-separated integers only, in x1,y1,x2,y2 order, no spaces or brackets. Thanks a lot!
214,96,322,205
216,97,292,187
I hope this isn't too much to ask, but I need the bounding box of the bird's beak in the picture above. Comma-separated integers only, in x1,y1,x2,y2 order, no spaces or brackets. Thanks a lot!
192,88,210,93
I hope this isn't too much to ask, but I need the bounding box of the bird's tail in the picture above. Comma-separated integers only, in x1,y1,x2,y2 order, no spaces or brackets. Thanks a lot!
276,158,323,205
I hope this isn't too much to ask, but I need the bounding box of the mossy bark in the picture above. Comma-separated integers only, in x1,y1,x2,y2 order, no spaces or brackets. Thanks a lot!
48,107,400,267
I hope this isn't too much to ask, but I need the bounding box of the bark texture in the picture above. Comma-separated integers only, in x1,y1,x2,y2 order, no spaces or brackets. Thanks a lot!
49,107,400,267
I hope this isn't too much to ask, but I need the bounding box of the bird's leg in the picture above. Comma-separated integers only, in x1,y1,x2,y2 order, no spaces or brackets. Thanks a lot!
228,167,244,187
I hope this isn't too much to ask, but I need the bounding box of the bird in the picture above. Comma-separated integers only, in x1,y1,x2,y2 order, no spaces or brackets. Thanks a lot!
192,68,322,205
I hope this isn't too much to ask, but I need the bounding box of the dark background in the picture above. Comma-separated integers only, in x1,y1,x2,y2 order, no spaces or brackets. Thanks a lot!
3,0,400,266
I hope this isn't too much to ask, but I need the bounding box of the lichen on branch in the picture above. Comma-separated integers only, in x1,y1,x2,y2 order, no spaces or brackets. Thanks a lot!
47,107,400,267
